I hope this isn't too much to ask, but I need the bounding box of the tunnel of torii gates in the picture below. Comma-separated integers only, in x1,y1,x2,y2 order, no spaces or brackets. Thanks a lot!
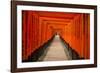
22,10,90,62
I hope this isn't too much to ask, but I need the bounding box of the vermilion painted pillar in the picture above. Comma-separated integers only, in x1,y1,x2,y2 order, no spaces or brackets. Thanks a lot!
22,11,27,60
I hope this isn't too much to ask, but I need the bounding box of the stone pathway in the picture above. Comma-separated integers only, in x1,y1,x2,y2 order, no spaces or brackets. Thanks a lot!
42,35,69,61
